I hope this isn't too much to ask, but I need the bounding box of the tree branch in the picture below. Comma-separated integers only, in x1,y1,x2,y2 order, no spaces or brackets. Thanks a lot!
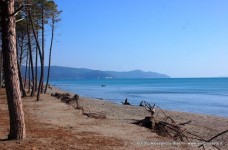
178,120,191,126
198,129,228,148
16,18,24,23
11,5,23,16
11,4,32,17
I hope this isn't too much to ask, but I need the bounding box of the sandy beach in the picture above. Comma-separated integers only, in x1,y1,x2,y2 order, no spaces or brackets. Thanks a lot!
0,87,227,150
1,0,228,149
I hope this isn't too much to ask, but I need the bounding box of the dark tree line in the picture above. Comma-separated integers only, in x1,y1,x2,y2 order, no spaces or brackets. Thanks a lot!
0,0,61,140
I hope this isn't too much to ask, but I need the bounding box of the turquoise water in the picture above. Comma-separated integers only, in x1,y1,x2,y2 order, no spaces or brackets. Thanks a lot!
50,78,228,117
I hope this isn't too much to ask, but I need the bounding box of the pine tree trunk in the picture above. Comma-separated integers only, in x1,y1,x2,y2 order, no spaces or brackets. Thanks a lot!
24,50,28,88
45,19,54,93
28,8,43,101
16,37,26,97
28,58,30,93
0,0,26,140
19,32,25,67
17,62,26,97
41,2,45,93
0,51,2,87
35,31,38,92
26,15,35,97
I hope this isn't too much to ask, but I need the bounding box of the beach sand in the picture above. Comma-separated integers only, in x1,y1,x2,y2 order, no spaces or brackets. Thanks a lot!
0,87,227,150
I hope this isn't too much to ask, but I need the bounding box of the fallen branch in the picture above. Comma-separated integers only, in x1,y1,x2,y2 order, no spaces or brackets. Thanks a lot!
178,120,191,126
144,101,155,116
156,106,175,124
122,98,131,105
134,102,189,141
83,112,106,119
139,100,145,107
52,92,106,119
134,101,227,150
198,129,228,149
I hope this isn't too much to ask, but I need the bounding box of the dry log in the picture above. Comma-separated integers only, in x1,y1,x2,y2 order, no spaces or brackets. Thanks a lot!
51,92,74,104
122,98,131,105
178,120,191,126
133,116,187,140
83,112,106,119
139,100,145,106
72,94,84,114
156,106,175,124
133,116,153,128
51,92,106,119
198,129,228,150
134,101,190,141
134,101,227,150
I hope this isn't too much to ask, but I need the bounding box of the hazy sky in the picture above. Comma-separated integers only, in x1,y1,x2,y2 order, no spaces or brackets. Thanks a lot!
50,0,228,77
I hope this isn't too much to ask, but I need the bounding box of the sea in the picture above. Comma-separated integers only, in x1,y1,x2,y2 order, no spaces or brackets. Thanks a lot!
50,78,228,117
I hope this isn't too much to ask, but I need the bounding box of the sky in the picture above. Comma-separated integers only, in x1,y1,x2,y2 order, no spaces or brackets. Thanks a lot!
50,0,228,78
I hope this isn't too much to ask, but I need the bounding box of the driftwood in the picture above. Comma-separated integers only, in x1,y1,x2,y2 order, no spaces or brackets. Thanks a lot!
139,100,145,107
134,116,188,141
144,101,156,116
72,94,84,114
51,92,79,105
83,112,106,119
52,92,69,99
178,120,192,126
52,92,106,119
197,129,228,150
52,92,81,105
122,98,131,105
134,101,187,140
134,101,227,149
72,95,106,119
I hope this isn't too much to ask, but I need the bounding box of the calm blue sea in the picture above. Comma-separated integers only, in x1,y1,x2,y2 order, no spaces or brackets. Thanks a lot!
50,78,228,117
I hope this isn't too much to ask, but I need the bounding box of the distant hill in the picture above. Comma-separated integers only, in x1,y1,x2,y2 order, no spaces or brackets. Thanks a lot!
106,70,169,78
21,66,170,79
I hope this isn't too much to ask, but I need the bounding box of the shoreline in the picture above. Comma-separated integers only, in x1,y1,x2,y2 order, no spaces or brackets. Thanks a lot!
47,85,228,149
1,87,228,149
50,85,228,119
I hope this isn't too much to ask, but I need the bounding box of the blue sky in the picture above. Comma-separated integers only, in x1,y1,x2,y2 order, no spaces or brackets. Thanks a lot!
50,0,228,77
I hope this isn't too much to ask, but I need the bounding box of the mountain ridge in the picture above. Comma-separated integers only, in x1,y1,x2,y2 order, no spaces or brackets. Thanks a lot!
21,66,170,79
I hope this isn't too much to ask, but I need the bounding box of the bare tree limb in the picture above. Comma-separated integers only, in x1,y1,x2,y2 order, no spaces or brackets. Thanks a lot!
11,5,23,16
16,18,24,23
206,129,228,142
178,120,191,126
157,106,175,124
198,129,228,149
